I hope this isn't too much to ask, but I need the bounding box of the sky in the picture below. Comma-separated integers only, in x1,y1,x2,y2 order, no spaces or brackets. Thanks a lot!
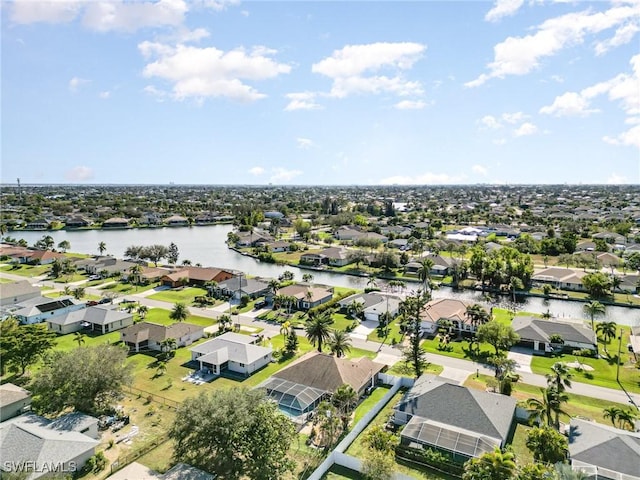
2,0,639,186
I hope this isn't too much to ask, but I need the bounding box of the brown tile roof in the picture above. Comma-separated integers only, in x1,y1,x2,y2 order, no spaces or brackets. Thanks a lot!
278,284,333,302
120,322,203,344
273,352,385,393
422,298,473,324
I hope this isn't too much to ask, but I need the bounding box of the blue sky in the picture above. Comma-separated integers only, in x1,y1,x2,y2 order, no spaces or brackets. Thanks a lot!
2,0,639,185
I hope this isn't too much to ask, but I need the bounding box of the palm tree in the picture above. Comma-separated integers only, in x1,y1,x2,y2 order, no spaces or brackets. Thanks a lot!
596,321,617,354
546,362,572,393
137,304,149,319
268,279,280,296
328,330,352,358
280,320,291,338
603,406,622,427
583,300,605,355
462,447,516,480
305,311,333,352
302,273,314,283
169,302,189,322
155,360,167,377
129,264,143,286
610,275,622,293
465,304,490,330
617,409,638,431
528,387,569,431
417,257,434,293
347,301,365,320
63,286,72,296
332,383,358,423
72,287,85,300
74,332,86,347
366,275,378,291
98,241,107,256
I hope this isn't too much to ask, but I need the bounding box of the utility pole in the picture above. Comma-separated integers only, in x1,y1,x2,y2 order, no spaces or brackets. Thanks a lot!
616,327,623,382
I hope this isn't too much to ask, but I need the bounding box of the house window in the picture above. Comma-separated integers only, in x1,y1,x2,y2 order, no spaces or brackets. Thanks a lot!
239,363,245,367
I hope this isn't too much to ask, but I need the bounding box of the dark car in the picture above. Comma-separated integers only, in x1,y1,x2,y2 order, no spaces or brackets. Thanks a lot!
254,300,267,309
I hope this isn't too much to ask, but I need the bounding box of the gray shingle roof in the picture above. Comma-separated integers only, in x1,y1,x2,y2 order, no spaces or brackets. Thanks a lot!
0,281,40,301
512,317,595,345
0,383,31,408
191,332,271,365
48,305,133,327
569,418,640,479
396,375,516,443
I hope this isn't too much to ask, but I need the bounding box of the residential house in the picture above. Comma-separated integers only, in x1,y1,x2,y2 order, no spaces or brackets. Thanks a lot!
0,413,100,479
512,316,596,354
266,241,292,253
532,267,588,292
260,352,385,416
190,332,272,377
393,375,517,461
0,384,31,421
333,226,364,241
161,266,234,288
300,247,352,267
22,250,65,265
214,276,270,299
47,305,134,335
420,298,474,336
165,215,188,226
235,231,274,247
338,293,401,322
102,217,130,228
593,231,626,245
0,281,41,306
120,321,204,353
25,219,50,230
63,215,91,228
568,418,640,480
81,257,138,277
620,274,639,293
8,296,85,325
277,284,333,310
387,239,409,250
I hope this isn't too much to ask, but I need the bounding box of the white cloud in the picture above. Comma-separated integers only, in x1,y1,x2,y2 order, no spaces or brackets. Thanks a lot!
11,0,83,24
270,167,302,183
379,172,465,185
296,138,315,149
472,164,488,176
65,166,94,181
595,21,640,55
606,172,629,184
467,2,640,86
394,100,427,110
502,111,528,124
140,42,291,102
485,0,525,22
82,0,187,33
603,123,640,148
284,92,323,111
514,122,538,136
68,76,89,92
479,115,502,129
99,91,111,99
539,91,600,116
312,42,426,98
248,166,265,176
493,138,507,145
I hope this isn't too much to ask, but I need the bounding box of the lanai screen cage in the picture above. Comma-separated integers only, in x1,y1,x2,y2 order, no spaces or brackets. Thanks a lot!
402,416,500,459
259,377,327,415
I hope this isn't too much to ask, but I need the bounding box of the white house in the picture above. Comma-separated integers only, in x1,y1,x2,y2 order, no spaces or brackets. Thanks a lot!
8,296,85,325
190,332,272,377
0,281,41,306
120,322,204,353
47,305,134,335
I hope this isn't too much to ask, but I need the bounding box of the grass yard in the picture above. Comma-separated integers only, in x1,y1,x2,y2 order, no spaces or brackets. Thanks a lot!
332,313,358,332
386,360,444,377
146,287,211,303
0,277,12,283
323,465,364,479
367,318,403,344
272,249,323,264
140,308,216,328
100,281,157,295
0,264,51,277
55,330,121,351
352,386,391,424
509,424,535,465
464,374,635,426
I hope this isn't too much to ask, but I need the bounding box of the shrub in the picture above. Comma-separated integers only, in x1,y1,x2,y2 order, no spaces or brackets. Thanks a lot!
573,348,596,358
307,289,357,315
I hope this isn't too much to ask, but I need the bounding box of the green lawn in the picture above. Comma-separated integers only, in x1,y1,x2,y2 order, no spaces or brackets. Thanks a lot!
99,281,157,295
367,317,403,345
0,264,51,277
352,386,391,424
43,290,101,301
386,360,444,377
332,313,358,332
464,374,635,425
141,308,216,328
509,424,535,465
55,330,121,351
0,277,13,283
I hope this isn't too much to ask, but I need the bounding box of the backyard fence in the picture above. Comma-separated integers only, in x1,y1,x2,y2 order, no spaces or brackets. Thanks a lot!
122,385,180,409
109,433,170,475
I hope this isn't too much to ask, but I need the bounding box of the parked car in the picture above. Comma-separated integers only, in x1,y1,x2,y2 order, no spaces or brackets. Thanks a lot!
254,300,267,309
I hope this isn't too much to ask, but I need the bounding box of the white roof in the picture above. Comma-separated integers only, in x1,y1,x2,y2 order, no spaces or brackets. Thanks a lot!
192,333,271,365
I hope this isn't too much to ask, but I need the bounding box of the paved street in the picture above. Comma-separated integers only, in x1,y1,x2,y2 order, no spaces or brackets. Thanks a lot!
2,270,638,409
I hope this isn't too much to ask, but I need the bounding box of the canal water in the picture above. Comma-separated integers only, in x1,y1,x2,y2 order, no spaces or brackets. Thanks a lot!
9,226,640,326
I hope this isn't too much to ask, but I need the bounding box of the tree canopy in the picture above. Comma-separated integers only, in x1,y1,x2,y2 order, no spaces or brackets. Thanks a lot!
477,321,520,355
31,343,132,415
169,388,295,480
0,319,56,376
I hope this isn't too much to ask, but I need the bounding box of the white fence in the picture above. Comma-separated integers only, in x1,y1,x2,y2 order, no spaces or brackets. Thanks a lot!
306,375,414,480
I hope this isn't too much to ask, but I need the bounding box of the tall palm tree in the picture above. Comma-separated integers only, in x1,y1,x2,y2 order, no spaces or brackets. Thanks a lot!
583,300,606,356
137,304,149,319
98,241,107,256
332,384,358,418
603,406,622,427
596,321,617,354
72,287,85,300
129,264,143,286
617,409,638,431
528,386,569,431
417,257,434,293
74,332,86,347
268,279,280,296
328,330,352,358
302,273,314,283
347,301,365,320
305,311,333,352
465,304,490,331
169,302,189,322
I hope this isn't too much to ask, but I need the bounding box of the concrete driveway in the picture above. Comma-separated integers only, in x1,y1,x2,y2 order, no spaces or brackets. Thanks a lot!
508,348,533,374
